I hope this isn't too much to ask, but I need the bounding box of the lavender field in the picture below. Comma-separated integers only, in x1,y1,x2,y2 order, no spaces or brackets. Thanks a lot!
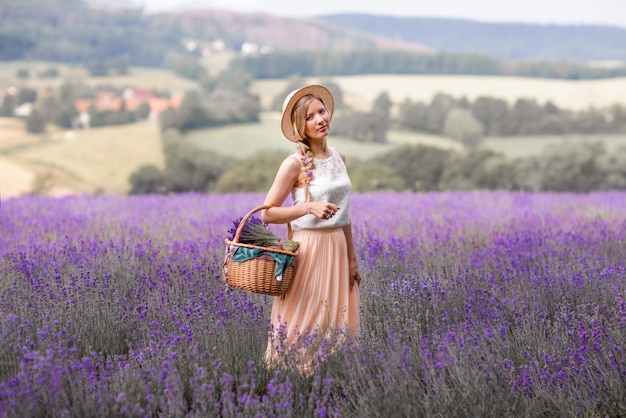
1,191,625,417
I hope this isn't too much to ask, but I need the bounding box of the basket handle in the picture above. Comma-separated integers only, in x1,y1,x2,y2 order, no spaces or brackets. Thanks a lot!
232,205,293,244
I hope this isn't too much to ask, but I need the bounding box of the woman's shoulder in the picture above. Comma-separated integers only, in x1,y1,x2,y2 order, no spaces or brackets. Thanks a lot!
278,153,302,173
330,147,346,163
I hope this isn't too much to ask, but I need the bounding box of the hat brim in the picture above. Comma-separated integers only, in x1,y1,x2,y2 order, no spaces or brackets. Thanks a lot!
280,85,334,142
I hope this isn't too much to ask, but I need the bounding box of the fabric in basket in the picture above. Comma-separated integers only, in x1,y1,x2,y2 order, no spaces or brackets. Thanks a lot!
231,247,295,281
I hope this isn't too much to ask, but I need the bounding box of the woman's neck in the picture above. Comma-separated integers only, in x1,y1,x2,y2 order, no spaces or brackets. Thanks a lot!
308,138,329,158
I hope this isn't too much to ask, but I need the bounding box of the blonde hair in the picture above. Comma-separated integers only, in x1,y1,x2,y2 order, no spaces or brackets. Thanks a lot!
290,94,330,201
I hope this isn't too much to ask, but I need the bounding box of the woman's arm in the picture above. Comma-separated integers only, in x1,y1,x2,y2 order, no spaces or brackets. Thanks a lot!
261,156,306,224
261,155,341,224
342,221,361,289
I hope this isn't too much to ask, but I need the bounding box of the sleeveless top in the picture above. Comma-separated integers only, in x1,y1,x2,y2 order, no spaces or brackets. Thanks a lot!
290,147,352,231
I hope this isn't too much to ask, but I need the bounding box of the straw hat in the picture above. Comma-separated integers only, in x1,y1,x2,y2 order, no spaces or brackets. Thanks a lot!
280,85,334,142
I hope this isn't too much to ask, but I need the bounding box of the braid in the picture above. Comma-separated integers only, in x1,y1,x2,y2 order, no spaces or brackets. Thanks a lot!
297,141,314,202
290,92,330,202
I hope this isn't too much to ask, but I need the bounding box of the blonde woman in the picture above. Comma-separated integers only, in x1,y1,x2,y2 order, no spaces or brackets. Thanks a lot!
261,85,361,373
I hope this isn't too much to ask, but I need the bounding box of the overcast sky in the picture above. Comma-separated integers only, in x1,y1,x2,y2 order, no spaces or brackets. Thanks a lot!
136,0,626,28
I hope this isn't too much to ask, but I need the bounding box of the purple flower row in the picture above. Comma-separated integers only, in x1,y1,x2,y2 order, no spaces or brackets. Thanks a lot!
0,191,624,416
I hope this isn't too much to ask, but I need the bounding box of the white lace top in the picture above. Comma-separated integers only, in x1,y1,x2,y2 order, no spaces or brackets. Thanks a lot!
290,147,352,230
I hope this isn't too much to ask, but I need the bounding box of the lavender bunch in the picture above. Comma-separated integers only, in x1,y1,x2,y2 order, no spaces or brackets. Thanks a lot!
228,215,299,252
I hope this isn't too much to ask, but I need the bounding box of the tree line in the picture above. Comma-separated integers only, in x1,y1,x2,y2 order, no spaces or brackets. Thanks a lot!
129,131,626,195
232,50,626,80
396,93,626,138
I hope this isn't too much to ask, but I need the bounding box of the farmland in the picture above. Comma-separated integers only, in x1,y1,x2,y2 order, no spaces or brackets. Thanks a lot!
3,64,626,197
1,191,624,416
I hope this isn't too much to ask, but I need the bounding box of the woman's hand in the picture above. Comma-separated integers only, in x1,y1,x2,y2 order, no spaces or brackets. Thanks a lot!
307,201,340,220
349,259,361,289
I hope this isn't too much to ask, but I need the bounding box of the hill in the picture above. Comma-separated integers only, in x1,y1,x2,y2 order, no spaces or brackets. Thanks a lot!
148,10,433,53
2,0,626,69
316,14,626,63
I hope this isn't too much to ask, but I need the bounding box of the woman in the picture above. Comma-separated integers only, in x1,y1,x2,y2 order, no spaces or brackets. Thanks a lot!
261,84,361,373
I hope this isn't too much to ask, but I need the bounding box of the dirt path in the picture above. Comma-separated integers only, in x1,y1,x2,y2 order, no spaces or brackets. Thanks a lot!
0,156,35,199
0,156,91,199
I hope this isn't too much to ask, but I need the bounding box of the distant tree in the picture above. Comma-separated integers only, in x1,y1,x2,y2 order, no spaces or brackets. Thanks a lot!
440,149,516,191
598,145,626,190
112,56,129,75
349,161,405,192
424,93,456,134
87,59,109,77
320,79,345,111
25,108,46,133
170,57,209,82
134,102,151,120
204,68,253,92
376,144,452,191
204,89,260,124
332,92,391,143
609,105,626,133
38,67,59,78
214,151,286,193
533,141,608,192
507,98,546,135
18,87,38,105
162,130,233,193
469,96,510,136
0,92,17,117
397,99,429,132
128,165,167,195
443,108,484,150
270,75,306,111
16,68,30,79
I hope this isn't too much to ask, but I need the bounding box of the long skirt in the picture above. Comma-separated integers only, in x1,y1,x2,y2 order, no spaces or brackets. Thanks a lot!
265,227,360,373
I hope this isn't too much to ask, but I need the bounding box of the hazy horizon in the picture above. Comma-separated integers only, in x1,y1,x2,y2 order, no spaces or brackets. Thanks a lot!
134,0,626,28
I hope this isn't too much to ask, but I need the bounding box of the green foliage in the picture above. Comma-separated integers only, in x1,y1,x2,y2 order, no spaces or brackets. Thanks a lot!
349,160,405,192
214,151,286,193
0,0,180,67
160,88,261,133
234,49,626,80
269,75,307,112
134,102,151,120
440,150,517,191
38,66,59,78
170,57,210,82
88,105,136,127
0,92,16,117
128,165,167,195
376,144,452,191
443,108,484,150
598,145,626,190
15,68,29,79
24,107,46,133
203,67,254,93
399,93,626,137
235,50,504,79
332,92,392,143
525,141,609,192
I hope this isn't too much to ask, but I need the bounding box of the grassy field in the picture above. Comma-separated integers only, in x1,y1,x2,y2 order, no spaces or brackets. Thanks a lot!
250,75,626,112
0,61,200,93
4,121,164,196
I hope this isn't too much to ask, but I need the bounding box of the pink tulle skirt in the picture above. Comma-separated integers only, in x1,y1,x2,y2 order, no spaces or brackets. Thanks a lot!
265,227,360,373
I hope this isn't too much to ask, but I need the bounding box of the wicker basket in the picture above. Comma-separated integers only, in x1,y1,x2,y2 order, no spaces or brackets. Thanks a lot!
223,205,297,296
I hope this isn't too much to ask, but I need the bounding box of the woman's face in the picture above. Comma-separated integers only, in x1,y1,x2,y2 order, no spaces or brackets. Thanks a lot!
303,98,330,141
